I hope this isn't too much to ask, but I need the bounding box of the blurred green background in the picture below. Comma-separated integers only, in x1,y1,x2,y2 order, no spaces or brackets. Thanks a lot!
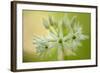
23,10,91,62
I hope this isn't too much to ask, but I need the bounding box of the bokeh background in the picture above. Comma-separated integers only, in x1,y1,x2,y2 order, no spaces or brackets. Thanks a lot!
22,10,91,62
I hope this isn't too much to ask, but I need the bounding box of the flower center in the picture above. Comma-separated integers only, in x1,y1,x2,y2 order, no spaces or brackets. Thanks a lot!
72,36,76,39
45,45,48,49
58,39,63,43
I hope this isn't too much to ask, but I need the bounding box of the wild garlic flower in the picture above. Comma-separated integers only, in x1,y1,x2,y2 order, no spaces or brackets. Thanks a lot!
33,15,88,60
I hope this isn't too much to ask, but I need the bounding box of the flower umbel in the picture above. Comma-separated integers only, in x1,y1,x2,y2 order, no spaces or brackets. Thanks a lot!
33,15,88,60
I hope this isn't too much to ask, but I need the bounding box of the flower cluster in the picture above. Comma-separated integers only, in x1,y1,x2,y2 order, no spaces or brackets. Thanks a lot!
33,14,88,60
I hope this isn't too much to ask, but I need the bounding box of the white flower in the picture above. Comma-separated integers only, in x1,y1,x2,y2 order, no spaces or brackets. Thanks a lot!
33,14,88,60
33,35,53,59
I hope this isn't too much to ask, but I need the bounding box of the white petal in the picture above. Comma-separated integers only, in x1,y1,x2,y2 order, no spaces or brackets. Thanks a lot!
49,32,58,40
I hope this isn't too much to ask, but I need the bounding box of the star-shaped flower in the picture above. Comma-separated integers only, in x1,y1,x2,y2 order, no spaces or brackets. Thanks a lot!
33,14,88,60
